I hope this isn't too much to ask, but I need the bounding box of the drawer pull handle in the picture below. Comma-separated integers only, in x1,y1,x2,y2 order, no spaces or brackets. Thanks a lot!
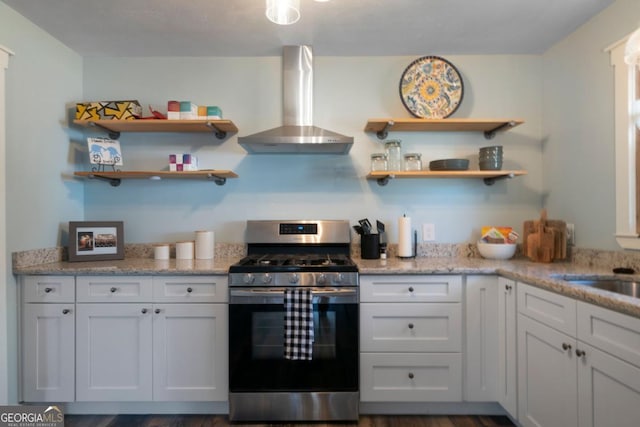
408,287,414,293
576,349,586,358
408,323,414,329
62,309,70,315
187,287,193,293
155,309,161,314
408,372,414,379
44,287,53,293
110,287,117,293
562,342,572,351
141,308,148,314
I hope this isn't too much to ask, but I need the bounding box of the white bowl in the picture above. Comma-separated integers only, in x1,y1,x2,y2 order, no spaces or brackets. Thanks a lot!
477,242,517,260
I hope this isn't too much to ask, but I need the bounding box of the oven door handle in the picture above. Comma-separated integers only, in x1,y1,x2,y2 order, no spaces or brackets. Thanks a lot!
229,288,357,298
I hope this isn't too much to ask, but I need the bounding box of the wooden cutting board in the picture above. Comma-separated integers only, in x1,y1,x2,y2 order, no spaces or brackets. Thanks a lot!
522,211,567,262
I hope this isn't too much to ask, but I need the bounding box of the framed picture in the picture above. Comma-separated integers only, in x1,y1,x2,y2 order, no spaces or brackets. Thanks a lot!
68,221,124,262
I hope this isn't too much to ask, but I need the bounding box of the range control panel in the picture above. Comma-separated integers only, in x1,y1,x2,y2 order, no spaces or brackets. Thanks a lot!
279,223,318,235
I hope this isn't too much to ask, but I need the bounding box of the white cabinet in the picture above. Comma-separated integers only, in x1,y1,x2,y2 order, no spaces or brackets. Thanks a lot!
75,303,153,401
152,303,228,401
497,277,517,418
359,275,463,402
73,275,228,402
20,276,76,402
517,282,640,427
464,275,499,402
517,312,578,427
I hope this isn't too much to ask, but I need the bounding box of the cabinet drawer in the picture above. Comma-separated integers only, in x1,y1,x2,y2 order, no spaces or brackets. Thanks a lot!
577,301,640,368
152,276,228,303
360,275,462,303
517,282,576,335
76,276,153,302
360,352,462,402
360,303,462,352
22,276,75,303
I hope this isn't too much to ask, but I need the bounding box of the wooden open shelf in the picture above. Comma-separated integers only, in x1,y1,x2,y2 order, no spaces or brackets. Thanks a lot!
364,118,524,140
74,170,238,187
366,170,527,186
73,119,238,139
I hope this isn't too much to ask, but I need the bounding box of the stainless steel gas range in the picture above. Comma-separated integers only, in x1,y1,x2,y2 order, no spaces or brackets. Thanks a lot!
228,220,359,422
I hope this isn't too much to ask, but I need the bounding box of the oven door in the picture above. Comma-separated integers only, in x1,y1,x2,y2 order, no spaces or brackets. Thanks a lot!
229,287,359,392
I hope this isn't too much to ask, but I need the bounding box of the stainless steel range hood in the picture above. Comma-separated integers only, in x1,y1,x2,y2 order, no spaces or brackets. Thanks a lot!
238,46,353,154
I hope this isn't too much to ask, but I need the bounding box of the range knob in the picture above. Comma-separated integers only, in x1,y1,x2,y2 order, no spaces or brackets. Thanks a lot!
333,273,345,284
289,273,300,284
317,274,327,285
243,273,255,284
261,273,273,284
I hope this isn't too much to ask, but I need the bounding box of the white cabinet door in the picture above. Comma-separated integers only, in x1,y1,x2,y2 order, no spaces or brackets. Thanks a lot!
578,343,640,427
21,303,75,402
465,275,499,402
75,303,153,401
152,303,228,401
497,278,517,418
517,313,578,427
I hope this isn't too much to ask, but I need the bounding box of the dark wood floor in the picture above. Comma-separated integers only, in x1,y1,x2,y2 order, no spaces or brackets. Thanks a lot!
63,414,515,427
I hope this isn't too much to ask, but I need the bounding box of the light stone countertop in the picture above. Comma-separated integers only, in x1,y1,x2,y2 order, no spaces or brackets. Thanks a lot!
12,250,640,319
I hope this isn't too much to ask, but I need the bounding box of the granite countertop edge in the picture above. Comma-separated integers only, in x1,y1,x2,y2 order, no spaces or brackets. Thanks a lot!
13,255,640,319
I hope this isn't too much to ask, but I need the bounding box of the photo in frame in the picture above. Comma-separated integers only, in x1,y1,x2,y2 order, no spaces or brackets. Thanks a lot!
68,221,124,262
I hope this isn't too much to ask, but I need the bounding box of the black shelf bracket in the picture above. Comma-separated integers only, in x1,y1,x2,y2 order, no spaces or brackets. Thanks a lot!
375,174,393,186
207,173,227,186
484,121,517,140
205,122,227,140
86,121,120,139
87,173,121,187
483,173,515,186
376,120,395,140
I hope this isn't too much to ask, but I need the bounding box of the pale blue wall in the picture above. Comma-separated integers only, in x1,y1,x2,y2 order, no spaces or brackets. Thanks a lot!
0,1,83,403
543,0,640,250
81,55,543,245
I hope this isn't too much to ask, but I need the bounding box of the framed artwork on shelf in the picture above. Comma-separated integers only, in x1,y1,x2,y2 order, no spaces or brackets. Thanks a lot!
68,221,124,262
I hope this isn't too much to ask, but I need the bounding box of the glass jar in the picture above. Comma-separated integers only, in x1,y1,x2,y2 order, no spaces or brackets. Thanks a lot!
384,140,402,171
404,153,422,171
370,153,388,171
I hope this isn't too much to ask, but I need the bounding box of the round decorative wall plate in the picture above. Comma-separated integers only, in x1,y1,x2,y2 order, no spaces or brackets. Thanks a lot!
399,56,464,119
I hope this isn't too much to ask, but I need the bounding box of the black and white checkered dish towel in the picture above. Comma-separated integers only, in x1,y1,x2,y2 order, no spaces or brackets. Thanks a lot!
284,288,314,360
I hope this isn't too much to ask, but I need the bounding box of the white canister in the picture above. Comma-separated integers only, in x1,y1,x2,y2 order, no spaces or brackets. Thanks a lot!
195,230,215,260
154,244,170,260
175,240,194,260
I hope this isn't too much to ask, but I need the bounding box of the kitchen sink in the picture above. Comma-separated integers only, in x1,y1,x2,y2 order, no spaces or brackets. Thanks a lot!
564,279,640,299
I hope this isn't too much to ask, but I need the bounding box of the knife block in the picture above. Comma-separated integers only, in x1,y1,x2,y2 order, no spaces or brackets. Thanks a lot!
361,234,380,259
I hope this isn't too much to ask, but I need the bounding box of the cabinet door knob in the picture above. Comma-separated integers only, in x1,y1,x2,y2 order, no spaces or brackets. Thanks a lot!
408,287,414,293
62,309,70,315
505,284,513,291
141,308,148,314
408,372,414,379
576,349,586,358
110,287,117,293
562,342,572,351
187,287,193,293
155,309,161,314
44,287,53,293
408,323,414,329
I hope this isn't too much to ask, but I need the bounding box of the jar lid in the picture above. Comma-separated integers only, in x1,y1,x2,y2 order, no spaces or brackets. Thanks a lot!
404,153,421,159
371,153,387,159
384,140,401,147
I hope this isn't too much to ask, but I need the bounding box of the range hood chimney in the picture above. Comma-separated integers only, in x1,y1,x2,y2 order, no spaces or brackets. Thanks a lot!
238,46,354,154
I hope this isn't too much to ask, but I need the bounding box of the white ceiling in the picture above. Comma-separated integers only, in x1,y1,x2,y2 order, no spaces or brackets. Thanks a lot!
2,0,614,57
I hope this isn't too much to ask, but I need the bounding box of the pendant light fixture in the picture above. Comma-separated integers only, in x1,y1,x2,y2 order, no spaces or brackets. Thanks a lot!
266,0,301,25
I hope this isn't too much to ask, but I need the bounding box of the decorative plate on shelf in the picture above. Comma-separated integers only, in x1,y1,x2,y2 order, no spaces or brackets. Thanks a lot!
399,56,464,119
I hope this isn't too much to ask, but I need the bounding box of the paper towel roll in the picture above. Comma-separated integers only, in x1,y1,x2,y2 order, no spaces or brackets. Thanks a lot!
195,230,215,260
398,215,413,258
176,240,194,260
